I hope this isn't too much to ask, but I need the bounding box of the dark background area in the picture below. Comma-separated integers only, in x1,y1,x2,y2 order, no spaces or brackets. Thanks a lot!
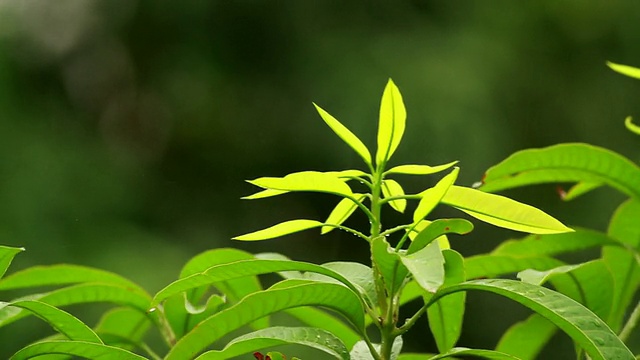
1,1,639,358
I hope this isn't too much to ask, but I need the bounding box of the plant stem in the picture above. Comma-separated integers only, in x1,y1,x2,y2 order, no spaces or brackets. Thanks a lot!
619,300,640,343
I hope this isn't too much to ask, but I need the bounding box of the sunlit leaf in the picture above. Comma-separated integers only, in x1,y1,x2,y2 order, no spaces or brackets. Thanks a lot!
248,171,353,197
382,179,406,213
607,61,640,80
9,340,147,360
165,281,364,360
196,326,349,360
234,219,323,241
408,219,473,255
496,314,556,359
492,228,619,257
465,255,563,280
325,169,369,179
242,189,289,200
0,245,24,279
314,103,372,166
400,242,444,294
385,162,458,176
413,168,459,222
285,307,362,349
322,195,366,234
427,250,465,352
560,181,603,201
376,79,406,166
429,279,635,360
479,143,640,199
625,116,640,135
442,186,573,234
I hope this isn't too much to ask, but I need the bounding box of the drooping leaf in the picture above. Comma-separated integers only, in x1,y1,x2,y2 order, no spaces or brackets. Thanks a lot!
479,143,640,199
425,347,522,360
2,300,102,343
314,103,372,166
0,245,24,279
196,326,349,360
248,171,353,197
495,314,556,359
607,61,640,80
376,79,406,166
603,199,640,332
442,186,573,234
427,250,465,352
429,279,635,360
625,116,640,135
234,219,323,241
284,307,362,349
464,255,563,280
350,337,403,360
408,219,473,255
385,161,458,176
9,340,148,360
413,168,459,222
322,195,366,234
165,281,365,360
560,181,603,201
400,242,444,294
303,262,377,307
382,179,406,213
492,228,619,258
371,237,408,296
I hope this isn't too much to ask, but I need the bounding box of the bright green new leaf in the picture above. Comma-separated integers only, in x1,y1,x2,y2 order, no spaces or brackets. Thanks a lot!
9,340,148,360
382,179,406,213
492,228,619,257
234,219,323,241
408,219,473,255
285,307,362,349
400,241,444,294
604,199,640,331
0,246,24,280
425,347,522,360
322,195,366,234
326,169,369,179
496,314,556,360
249,171,353,197
242,189,289,200
413,168,459,222
428,279,635,360
3,300,102,343
442,186,573,234
385,161,458,176
625,116,640,135
371,236,408,295
479,143,640,199
196,326,349,360
165,281,365,360
464,254,563,280
427,250,465,352
314,103,372,166
607,61,640,80
376,79,406,166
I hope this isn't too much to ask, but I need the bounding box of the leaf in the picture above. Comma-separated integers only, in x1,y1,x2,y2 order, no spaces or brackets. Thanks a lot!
94,307,150,349
464,255,563,280
560,181,603,201
385,161,459,175
284,307,362,349
371,237,408,295
479,143,640,200
400,242,444,294
603,199,640,331
3,300,102,343
382,179,406,213
413,168,459,222
607,61,640,80
196,326,349,360
350,337,403,360
408,219,473,255
425,347,523,360
492,228,620,258
376,79,406,166
303,262,377,307
9,340,148,360
323,195,366,234
625,116,640,135
442,186,573,234
427,250,465,352
314,103,372,166
248,171,353,197
325,169,369,179
428,279,635,360
234,219,323,241
495,314,556,359
0,246,24,279
165,281,365,360
242,189,289,200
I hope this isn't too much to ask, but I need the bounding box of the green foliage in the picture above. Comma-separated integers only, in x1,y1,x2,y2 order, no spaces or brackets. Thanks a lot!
0,76,635,360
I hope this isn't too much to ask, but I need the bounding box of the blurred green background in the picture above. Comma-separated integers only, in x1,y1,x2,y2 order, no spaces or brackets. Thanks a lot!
1,1,639,358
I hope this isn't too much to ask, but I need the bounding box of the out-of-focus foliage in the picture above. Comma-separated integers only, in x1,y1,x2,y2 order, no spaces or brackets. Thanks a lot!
0,1,639,357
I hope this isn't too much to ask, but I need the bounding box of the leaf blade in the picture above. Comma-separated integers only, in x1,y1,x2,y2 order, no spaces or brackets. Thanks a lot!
314,103,372,166
376,79,406,165
9,340,148,360
248,171,353,197
234,219,323,241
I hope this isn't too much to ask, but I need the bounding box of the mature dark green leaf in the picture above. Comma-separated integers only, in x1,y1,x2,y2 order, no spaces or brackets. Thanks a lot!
303,262,377,307
400,242,444,294
464,255,563,280
371,237,408,296
9,341,147,360
429,279,634,360
408,219,473,255
94,307,150,349
285,307,362,349
350,337,403,360
495,314,556,359
0,245,24,279
492,228,619,257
